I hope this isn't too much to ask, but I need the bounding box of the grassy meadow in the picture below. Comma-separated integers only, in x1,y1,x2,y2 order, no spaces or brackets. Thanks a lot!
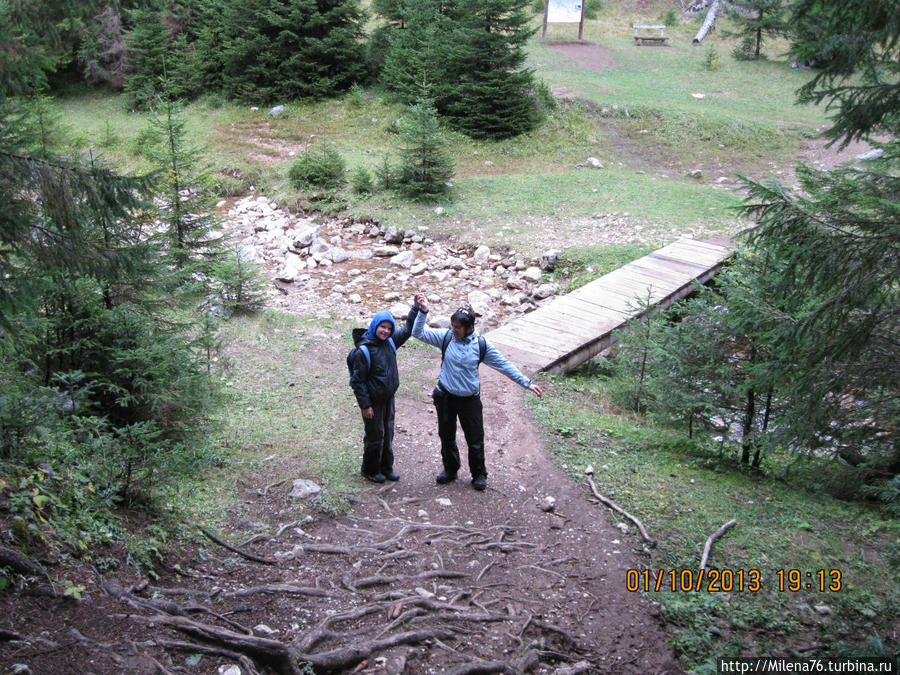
53,3,897,671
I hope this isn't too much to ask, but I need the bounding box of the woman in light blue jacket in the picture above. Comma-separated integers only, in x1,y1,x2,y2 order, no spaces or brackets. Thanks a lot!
412,292,542,491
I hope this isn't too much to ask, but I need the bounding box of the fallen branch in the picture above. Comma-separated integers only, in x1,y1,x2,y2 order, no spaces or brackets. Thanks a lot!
585,476,656,546
699,518,737,570
199,527,276,565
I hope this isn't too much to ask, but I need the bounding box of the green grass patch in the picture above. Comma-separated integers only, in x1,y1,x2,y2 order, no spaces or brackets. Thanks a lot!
529,368,900,671
183,310,439,525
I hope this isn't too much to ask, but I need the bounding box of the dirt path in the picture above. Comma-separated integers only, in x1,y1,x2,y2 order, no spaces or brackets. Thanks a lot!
0,337,679,675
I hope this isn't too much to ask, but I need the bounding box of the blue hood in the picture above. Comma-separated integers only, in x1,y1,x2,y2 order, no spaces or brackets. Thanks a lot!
367,311,396,340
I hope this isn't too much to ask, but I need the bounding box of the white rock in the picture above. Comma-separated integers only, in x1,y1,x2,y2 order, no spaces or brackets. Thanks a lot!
254,623,278,635
436,497,453,506
390,250,415,268
390,302,411,318
533,282,559,299
521,266,542,282
327,247,349,263
855,148,884,161
276,254,304,282
373,245,400,257
472,245,491,266
586,156,604,168
289,479,322,500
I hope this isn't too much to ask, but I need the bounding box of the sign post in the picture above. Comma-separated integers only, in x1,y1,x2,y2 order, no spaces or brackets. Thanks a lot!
542,0,585,40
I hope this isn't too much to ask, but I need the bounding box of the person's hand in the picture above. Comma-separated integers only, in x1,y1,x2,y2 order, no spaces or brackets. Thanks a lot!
415,292,429,313
362,407,374,419
528,383,543,399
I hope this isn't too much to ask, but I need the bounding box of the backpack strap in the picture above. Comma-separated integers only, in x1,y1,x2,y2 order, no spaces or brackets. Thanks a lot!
360,339,396,370
358,344,371,369
441,333,486,363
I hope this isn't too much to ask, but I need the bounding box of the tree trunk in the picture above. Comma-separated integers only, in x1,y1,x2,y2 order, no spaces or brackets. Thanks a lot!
740,387,755,464
693,0,721,43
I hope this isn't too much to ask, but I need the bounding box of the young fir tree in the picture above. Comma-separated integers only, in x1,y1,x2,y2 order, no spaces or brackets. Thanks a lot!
438,0,540,139
725,0,787,60
143,98,222,275
379,0,447,105
212,0,367,102
124,4,171,108
394,96,455,202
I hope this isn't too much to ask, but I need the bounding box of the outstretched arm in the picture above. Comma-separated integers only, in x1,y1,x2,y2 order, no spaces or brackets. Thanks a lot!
483,342,543,398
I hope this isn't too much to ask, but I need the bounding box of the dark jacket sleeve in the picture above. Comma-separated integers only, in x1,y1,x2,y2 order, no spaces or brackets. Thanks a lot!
392,305,420,348
349,349,371,409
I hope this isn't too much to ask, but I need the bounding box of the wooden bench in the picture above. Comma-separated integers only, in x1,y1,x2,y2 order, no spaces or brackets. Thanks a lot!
633,24,669,46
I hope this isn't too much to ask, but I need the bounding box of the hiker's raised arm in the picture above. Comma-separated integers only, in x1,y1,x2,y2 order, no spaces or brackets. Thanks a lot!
414,292,428,313
411,302,444,348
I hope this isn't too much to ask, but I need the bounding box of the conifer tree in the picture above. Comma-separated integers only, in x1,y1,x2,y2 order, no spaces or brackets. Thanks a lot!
380,0,447,105
640,0,900,475
439,0,539,139
144,98,222,273
213,0,367,102
394,96,455,202
725,0,787,60
124,4,171,108
1,6,219,504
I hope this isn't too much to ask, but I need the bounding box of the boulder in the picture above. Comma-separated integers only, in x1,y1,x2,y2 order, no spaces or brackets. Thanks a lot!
540,249,560,271
289,479,321,500
389,250,415,268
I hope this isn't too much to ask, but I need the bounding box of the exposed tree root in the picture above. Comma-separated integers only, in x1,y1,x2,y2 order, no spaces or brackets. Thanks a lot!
0,545,49,579
200,527,277,565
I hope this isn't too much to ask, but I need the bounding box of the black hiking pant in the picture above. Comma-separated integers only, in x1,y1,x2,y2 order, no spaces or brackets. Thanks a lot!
433,388,485,479
361,397,395,476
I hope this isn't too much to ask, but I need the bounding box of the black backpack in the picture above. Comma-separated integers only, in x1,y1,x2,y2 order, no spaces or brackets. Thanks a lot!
347,328,395,383
441,331,486,364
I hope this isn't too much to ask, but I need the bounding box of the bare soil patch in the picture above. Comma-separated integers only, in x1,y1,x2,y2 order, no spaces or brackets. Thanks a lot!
543,43,616,73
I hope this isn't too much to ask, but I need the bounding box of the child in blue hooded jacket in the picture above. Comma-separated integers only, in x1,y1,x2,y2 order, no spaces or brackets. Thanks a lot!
349,305,419,483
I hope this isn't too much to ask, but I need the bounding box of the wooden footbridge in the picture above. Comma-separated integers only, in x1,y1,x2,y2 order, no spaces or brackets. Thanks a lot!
487,239,733,374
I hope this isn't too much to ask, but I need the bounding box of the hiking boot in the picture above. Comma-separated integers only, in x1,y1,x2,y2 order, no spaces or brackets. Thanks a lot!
435,470,457,484
471,475,487,491
385,471,400,481
362,472,386,484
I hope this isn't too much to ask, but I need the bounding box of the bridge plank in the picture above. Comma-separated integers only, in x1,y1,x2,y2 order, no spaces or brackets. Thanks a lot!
487,239,732,374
